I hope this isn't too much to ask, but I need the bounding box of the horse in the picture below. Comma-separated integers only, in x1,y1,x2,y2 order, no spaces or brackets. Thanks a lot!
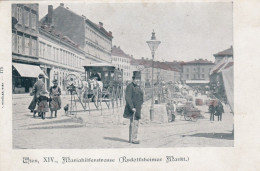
78,79,103,102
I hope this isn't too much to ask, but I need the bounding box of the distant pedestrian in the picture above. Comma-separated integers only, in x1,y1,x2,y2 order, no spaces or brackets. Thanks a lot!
173,101,177,121
167,100,176,122
209,103,215,121
37,91,51,120
28,73,46,117
123,71,144,144
49,79,61,118
215,102,224,121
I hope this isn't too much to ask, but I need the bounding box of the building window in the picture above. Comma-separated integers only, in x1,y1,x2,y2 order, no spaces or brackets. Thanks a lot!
31,13,36,29
202,68,204,72
47,45,51,59
24,37,29,55
39,42,42,57
186,74,189,79
39,42,45,57
12,33,17,52
31,39,37,56
43,44,47,58
186,68,189,72
17,35,23,54
60,49,62,63
193,74,196,79
55,49,58,62
24,10,29,27
53,47,56,61
201,74,205,78
17,7,22,24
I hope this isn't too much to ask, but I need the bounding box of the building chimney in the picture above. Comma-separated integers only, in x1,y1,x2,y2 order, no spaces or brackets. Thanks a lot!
82,15,86,19
99,22,103,27
47,5,53,25
60,3,64,7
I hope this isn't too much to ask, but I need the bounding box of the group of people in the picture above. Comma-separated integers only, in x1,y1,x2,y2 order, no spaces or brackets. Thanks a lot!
28,74,62,120
208,101,224,121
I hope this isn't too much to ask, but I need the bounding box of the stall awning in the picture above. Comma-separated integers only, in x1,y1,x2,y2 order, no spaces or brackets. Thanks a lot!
221,66,234,112
186,80,209,84
13,63,48,78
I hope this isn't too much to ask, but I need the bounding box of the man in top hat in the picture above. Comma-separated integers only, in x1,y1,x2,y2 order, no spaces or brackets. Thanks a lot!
123,71,144,144
28,73,46,116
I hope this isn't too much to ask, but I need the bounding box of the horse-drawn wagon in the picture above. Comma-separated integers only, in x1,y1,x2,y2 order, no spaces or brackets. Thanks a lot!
82,63,124,110
64,63,124,115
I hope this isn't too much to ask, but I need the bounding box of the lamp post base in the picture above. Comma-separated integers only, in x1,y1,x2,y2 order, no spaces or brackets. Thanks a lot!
150,107,154,121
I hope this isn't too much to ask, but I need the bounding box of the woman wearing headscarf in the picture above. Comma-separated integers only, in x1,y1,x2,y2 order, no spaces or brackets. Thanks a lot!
49,79,61,118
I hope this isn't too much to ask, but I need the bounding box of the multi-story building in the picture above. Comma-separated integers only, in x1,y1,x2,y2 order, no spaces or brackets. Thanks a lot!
38,25,85,91
40,4,113,64
131,58,181,87
84,19,113,63
181,59,214,86
12,4,44,94
210,47,233,101
213,46,233,64
111,46,132,82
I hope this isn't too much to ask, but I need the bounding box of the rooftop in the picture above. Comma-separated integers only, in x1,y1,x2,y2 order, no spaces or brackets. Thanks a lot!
40,24,80,49
85,19,113,39
112,46,133,59
183,59,214,65
210,57,233,75
130,58,180,72
214,46,233,56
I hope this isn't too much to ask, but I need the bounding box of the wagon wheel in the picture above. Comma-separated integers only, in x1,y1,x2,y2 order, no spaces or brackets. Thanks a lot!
191,115,198,122
184,115,192,121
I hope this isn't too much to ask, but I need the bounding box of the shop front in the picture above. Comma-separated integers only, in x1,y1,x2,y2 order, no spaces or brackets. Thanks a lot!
12,63,48,94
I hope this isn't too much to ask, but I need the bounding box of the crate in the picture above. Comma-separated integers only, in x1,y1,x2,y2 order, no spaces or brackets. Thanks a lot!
195,99,203,106
186,108,201,117
207,99,219,107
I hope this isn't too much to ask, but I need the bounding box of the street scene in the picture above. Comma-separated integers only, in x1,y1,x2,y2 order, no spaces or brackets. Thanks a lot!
12,3,233,148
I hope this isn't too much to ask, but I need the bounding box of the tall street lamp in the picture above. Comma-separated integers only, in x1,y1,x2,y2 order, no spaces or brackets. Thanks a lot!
146,30,161,121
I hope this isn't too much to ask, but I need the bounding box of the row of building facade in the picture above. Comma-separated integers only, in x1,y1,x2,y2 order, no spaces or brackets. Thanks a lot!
11,3,233,94
12,3,114,93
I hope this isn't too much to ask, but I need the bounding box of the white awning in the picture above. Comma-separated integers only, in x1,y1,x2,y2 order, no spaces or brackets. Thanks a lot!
13,63,48,78
221,66,234,112
186,80,209,84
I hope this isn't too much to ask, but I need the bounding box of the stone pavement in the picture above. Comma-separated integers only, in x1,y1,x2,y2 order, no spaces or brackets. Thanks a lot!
12,92,234,149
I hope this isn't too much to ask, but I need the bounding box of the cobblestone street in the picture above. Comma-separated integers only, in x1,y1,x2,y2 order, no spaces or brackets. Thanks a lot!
13,93,234,149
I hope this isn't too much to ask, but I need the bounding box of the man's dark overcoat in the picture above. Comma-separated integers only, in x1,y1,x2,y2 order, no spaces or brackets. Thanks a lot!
123,82,144,120
28,79,46,111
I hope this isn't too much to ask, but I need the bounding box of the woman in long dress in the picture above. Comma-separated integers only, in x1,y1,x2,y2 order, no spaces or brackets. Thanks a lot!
49,79,61,118
37,91,51,120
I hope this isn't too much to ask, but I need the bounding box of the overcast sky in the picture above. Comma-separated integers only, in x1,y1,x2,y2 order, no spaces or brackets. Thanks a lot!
39,2,233,62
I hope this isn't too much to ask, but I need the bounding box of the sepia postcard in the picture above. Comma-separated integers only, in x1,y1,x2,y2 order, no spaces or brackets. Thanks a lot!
0,0,260,170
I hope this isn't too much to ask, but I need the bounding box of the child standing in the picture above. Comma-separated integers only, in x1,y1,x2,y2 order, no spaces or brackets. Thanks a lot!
49,79,61,118
37,91,51,120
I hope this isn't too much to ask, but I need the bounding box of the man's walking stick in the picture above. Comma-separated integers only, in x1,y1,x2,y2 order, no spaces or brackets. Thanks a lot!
129,111,136,143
